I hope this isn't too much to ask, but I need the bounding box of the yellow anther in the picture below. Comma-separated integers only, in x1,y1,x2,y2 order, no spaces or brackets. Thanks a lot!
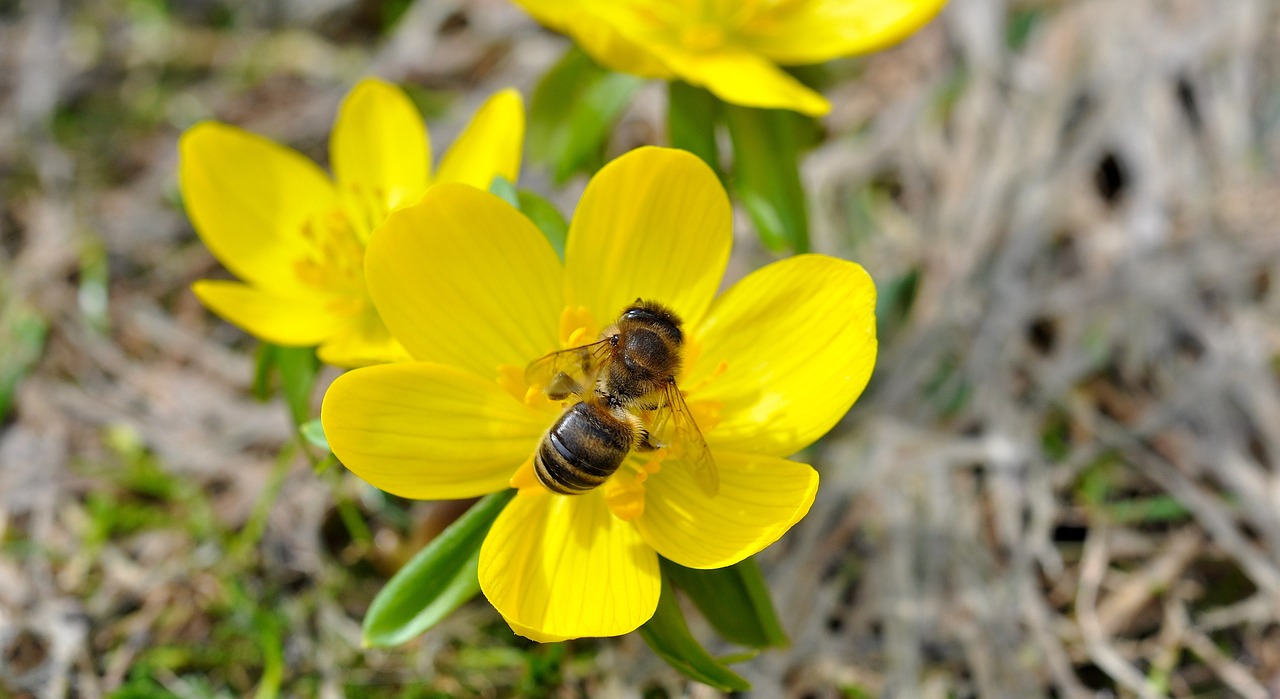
509,455,540,491
680,24,724,52
683,359,729,394
604,471,646,521
641,449,666,475
293,207,366,294
495,364,528,403
682,335,703,369
558,305,596,348
689,400,723,433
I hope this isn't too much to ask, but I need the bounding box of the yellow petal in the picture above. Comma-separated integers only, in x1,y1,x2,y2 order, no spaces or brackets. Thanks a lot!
509,0,674,78
434,89,525,190
191,280,344,346
690,254,877,457
636,450,818,569
330,77,431,213
320,362,548,499
315,308,413,368
180,122,337,292
364,183,562,377
650,44,830,115
564,147,730,330
745,0,948,65
479,488,660,641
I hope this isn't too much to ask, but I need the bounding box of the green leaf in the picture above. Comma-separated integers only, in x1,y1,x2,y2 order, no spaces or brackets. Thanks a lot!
488,175,520,209
1006,7,1045,50
661,557,788,649
491,175,568,259
299,418,329,451
639,575,752,691
362,489,517,647
250,342,318,420
251,343,276,401
875,267,920,340
516,190,568,260
725,104,813,253
528,47,643,183
1103,494,1193,525
784,64,836,99
0,305,48,423
667,81,722,179
273,345,319,427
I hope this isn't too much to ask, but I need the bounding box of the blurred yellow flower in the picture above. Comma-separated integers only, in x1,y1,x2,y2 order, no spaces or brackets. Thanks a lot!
321,147,877,641
180,78,524,367
511,0,947,115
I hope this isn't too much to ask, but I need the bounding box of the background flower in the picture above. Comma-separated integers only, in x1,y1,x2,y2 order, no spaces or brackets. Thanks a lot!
510,0,947,115
180,78,524,367
322,147,877,640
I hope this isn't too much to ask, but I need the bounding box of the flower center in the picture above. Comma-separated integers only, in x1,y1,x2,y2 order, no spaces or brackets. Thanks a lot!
496,364,563,413
294,207,366,297
340,183,392,243
636,0,762,50
496,305,604,409
680,24,726,52
558,305,598,349
508,304,730,516
604,451,665,521
291,185,394,318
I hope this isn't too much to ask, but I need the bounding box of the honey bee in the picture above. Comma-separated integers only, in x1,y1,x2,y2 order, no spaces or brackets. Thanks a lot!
525,300,717,497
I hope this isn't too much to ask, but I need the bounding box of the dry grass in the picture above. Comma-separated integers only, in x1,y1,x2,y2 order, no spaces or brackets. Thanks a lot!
2,0,1279,696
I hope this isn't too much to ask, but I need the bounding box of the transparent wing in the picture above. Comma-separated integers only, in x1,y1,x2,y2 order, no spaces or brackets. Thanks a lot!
653,379,719,497
524,338,613,399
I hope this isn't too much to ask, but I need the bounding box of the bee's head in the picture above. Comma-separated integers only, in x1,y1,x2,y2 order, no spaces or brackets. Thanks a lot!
620,299,683,343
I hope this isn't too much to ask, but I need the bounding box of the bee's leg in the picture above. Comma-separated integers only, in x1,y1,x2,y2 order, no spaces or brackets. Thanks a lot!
635,424,662,452
626,414,659,452
546,372,582,400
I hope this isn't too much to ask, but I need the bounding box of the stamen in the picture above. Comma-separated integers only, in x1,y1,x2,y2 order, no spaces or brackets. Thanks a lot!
604,450,667,521
640,450,665,476
688,400,722,433
681,24,725,52
558,305,596,348
496,364,528,403
293,207,366,296
340,183,391,242
683,359,728,394
604,474,645,521
509,454,540,490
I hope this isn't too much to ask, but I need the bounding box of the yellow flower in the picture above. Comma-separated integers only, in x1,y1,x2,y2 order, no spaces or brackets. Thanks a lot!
511,0,946,115
180,78,524,367
320,147,877,641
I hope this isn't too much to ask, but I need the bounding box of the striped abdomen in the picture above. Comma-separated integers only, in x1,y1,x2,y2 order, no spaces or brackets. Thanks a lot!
534,401,634,494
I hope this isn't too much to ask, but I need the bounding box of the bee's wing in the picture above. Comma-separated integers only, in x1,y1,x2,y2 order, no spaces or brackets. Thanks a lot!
524,338,613,399
657,380,719,497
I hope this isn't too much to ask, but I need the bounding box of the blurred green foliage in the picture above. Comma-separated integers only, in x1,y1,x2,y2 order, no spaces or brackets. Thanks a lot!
52,423,605,697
